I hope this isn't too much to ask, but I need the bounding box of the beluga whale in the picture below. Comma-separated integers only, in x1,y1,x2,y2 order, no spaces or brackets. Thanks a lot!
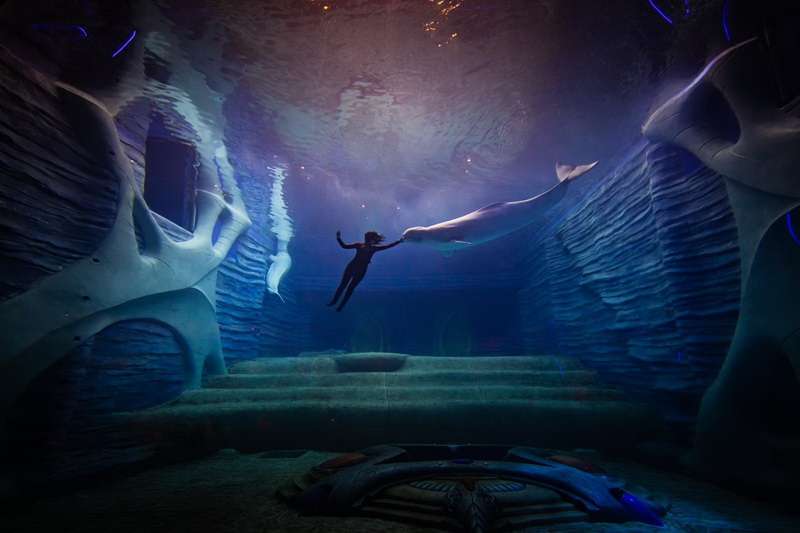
402,161,598,253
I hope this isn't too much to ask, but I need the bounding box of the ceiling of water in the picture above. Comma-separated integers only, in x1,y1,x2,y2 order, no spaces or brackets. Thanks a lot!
171,1,681,196
0,0,755,280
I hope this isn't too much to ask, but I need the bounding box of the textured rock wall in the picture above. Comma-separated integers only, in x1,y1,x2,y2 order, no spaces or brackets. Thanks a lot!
6,320,184,484
519,231,559,356
0,47,118,301
115,97,152,191
0,52,283,427
0,48,257,487
219,83,312,360
520,142,740,423
0,49,181,486
214,169,272,362
212,164,311,360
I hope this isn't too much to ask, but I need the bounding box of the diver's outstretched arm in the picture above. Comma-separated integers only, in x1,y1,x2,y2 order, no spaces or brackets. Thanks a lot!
336,231,358,249
373,239,403,251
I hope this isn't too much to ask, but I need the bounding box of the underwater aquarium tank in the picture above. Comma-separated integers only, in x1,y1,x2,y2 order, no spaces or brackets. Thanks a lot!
1,0,800,531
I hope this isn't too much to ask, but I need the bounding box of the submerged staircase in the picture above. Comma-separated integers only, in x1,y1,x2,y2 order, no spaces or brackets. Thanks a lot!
123,354,660,452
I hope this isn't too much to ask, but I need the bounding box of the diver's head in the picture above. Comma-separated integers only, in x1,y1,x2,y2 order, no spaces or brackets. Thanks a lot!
401,226,427,243
364,231,384,245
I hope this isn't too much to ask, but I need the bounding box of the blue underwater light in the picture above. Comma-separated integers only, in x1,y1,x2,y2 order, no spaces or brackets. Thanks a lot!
646,0,694,26
112,29,138,58
787,212,800,246
614,489,665,527
722,0,732,42
647,0,674,25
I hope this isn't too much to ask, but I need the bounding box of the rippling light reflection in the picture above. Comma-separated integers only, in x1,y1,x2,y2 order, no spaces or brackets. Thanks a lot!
425,0,463,46
266,165,294,302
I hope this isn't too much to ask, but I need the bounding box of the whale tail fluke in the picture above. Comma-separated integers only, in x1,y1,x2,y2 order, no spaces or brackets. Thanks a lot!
555,161,598,183
268,289,286,304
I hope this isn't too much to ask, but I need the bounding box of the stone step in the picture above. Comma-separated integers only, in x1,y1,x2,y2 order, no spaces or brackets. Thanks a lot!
123,398,657,452
229,355,584,375
205,369,598,389
174,385,624,405
125,354,660,453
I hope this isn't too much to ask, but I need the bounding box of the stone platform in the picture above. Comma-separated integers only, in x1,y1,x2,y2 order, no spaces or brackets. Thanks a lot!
122,354,660,452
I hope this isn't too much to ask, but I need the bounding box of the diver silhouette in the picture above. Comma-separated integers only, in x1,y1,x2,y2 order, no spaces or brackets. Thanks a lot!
328,230,403,311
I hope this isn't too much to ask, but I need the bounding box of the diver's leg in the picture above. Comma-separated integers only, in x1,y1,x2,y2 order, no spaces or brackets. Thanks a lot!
336,270,366,311
328,265,354,306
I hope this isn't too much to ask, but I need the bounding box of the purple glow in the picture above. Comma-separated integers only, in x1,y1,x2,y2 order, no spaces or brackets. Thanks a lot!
647,0,673,25
683,0,691,17
111,29,137,58
722,0,732,41
787,213,800,246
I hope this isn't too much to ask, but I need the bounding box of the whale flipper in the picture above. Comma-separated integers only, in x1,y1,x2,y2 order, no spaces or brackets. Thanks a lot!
555,161,598,182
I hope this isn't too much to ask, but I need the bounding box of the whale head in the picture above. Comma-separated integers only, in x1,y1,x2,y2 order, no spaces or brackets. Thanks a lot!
402,226,429,243
402,226,469,254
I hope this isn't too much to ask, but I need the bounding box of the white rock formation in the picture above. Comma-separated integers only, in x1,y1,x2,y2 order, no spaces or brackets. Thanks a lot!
644,38,800,485
0,83,250,422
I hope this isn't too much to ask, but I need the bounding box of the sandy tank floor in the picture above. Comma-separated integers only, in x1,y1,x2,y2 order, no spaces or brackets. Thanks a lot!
1,448,797,533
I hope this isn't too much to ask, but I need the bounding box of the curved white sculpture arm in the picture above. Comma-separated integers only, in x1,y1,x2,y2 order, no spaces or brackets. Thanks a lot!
0,83,250,418
643,38,800,486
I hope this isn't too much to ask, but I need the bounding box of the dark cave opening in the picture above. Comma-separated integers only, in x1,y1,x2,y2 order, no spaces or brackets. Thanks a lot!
762,347,800,441
4,320,186,488
143,116,198,232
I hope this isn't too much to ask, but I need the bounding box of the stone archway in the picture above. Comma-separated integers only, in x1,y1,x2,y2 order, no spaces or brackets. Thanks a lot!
4,317,194,488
